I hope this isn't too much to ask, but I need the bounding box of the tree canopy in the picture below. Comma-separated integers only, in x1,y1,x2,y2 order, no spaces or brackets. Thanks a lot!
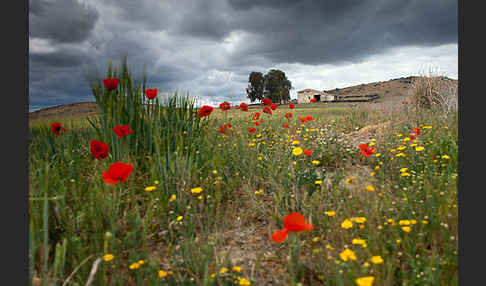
246,71,264,103
246,69,292,104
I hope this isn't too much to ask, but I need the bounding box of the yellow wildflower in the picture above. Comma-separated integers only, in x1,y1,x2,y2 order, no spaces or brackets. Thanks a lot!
220,267,229,274
103,254,114,262
370,256,384,264
191,187,203,194
355,217,367,223
400,172,411,177
339,248,357,261
232,266,242,272
345,176,354,184
312,160,320,165
442,154,450,159
292,147,303,156
341,219,353,229
315,180,323,185
176,216,183,222
169,194,176,202
239,278,251,285
352,238,367,247
396,153,406,157
399,220,410,226
158,270,168,278
325,211,336,217
415,146,425,152
145,186,156,192
400,167,408,172
365,185,375,192
401,226,411,232
254,189,264,195
355,276,375,286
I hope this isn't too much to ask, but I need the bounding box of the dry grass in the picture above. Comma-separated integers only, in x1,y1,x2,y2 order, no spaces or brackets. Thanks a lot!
411,71,458,114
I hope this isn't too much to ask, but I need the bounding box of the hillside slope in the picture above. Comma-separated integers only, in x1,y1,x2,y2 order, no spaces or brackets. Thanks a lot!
29,76,458,120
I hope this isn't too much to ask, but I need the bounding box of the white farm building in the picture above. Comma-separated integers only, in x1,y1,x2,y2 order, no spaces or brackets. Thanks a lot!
296,89,336,103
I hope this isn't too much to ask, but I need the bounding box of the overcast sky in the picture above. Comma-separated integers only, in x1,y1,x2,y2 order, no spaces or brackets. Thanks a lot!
29,0,458,111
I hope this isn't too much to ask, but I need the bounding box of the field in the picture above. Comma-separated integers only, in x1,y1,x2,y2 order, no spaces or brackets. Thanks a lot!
29,73,458,285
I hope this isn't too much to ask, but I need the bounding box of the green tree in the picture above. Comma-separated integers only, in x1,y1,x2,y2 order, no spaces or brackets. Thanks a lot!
246,71,265,103
263,69,292,104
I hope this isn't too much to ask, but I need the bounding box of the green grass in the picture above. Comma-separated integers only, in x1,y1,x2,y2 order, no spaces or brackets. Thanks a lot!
29,61,457,285
29,101,457,285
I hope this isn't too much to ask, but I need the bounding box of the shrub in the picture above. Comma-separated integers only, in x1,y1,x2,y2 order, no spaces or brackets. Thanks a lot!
411,71,458,114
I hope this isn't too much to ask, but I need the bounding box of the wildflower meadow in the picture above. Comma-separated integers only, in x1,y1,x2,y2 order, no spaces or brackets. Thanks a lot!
29,59,458,285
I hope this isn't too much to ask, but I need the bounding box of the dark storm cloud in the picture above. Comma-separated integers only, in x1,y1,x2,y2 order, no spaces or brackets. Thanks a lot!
29,0,99,43
29,0,457,110
222,0,457,65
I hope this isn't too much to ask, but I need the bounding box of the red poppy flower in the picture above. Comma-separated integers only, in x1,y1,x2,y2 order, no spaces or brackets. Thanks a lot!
199,105,214,117
357,144,376,157
90,140,109,160
409,134,415,140
219,124,234,135
237,102,249,111
270,104,278,110
248,127,256,134
50,122,66,136
405,101,408,104
285,112,293,119
219,101,231,111
289,103,295,109
103,78,120,91
263,106,272,115
282,123,289,128
304,148,312,156
145,88,157,100
310,98,317,103
306,115,314,121
252,112,261,120
262,98,272,105
432,155,437,161
260,118,264,123
298,116,307,123
102,162,133,185
413,128,421,135
113,125,134,139
271,212,313,243
254,121,259,126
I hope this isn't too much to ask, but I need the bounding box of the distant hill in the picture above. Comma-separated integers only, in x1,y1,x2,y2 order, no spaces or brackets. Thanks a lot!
324,76,457,104
29,76,458,121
